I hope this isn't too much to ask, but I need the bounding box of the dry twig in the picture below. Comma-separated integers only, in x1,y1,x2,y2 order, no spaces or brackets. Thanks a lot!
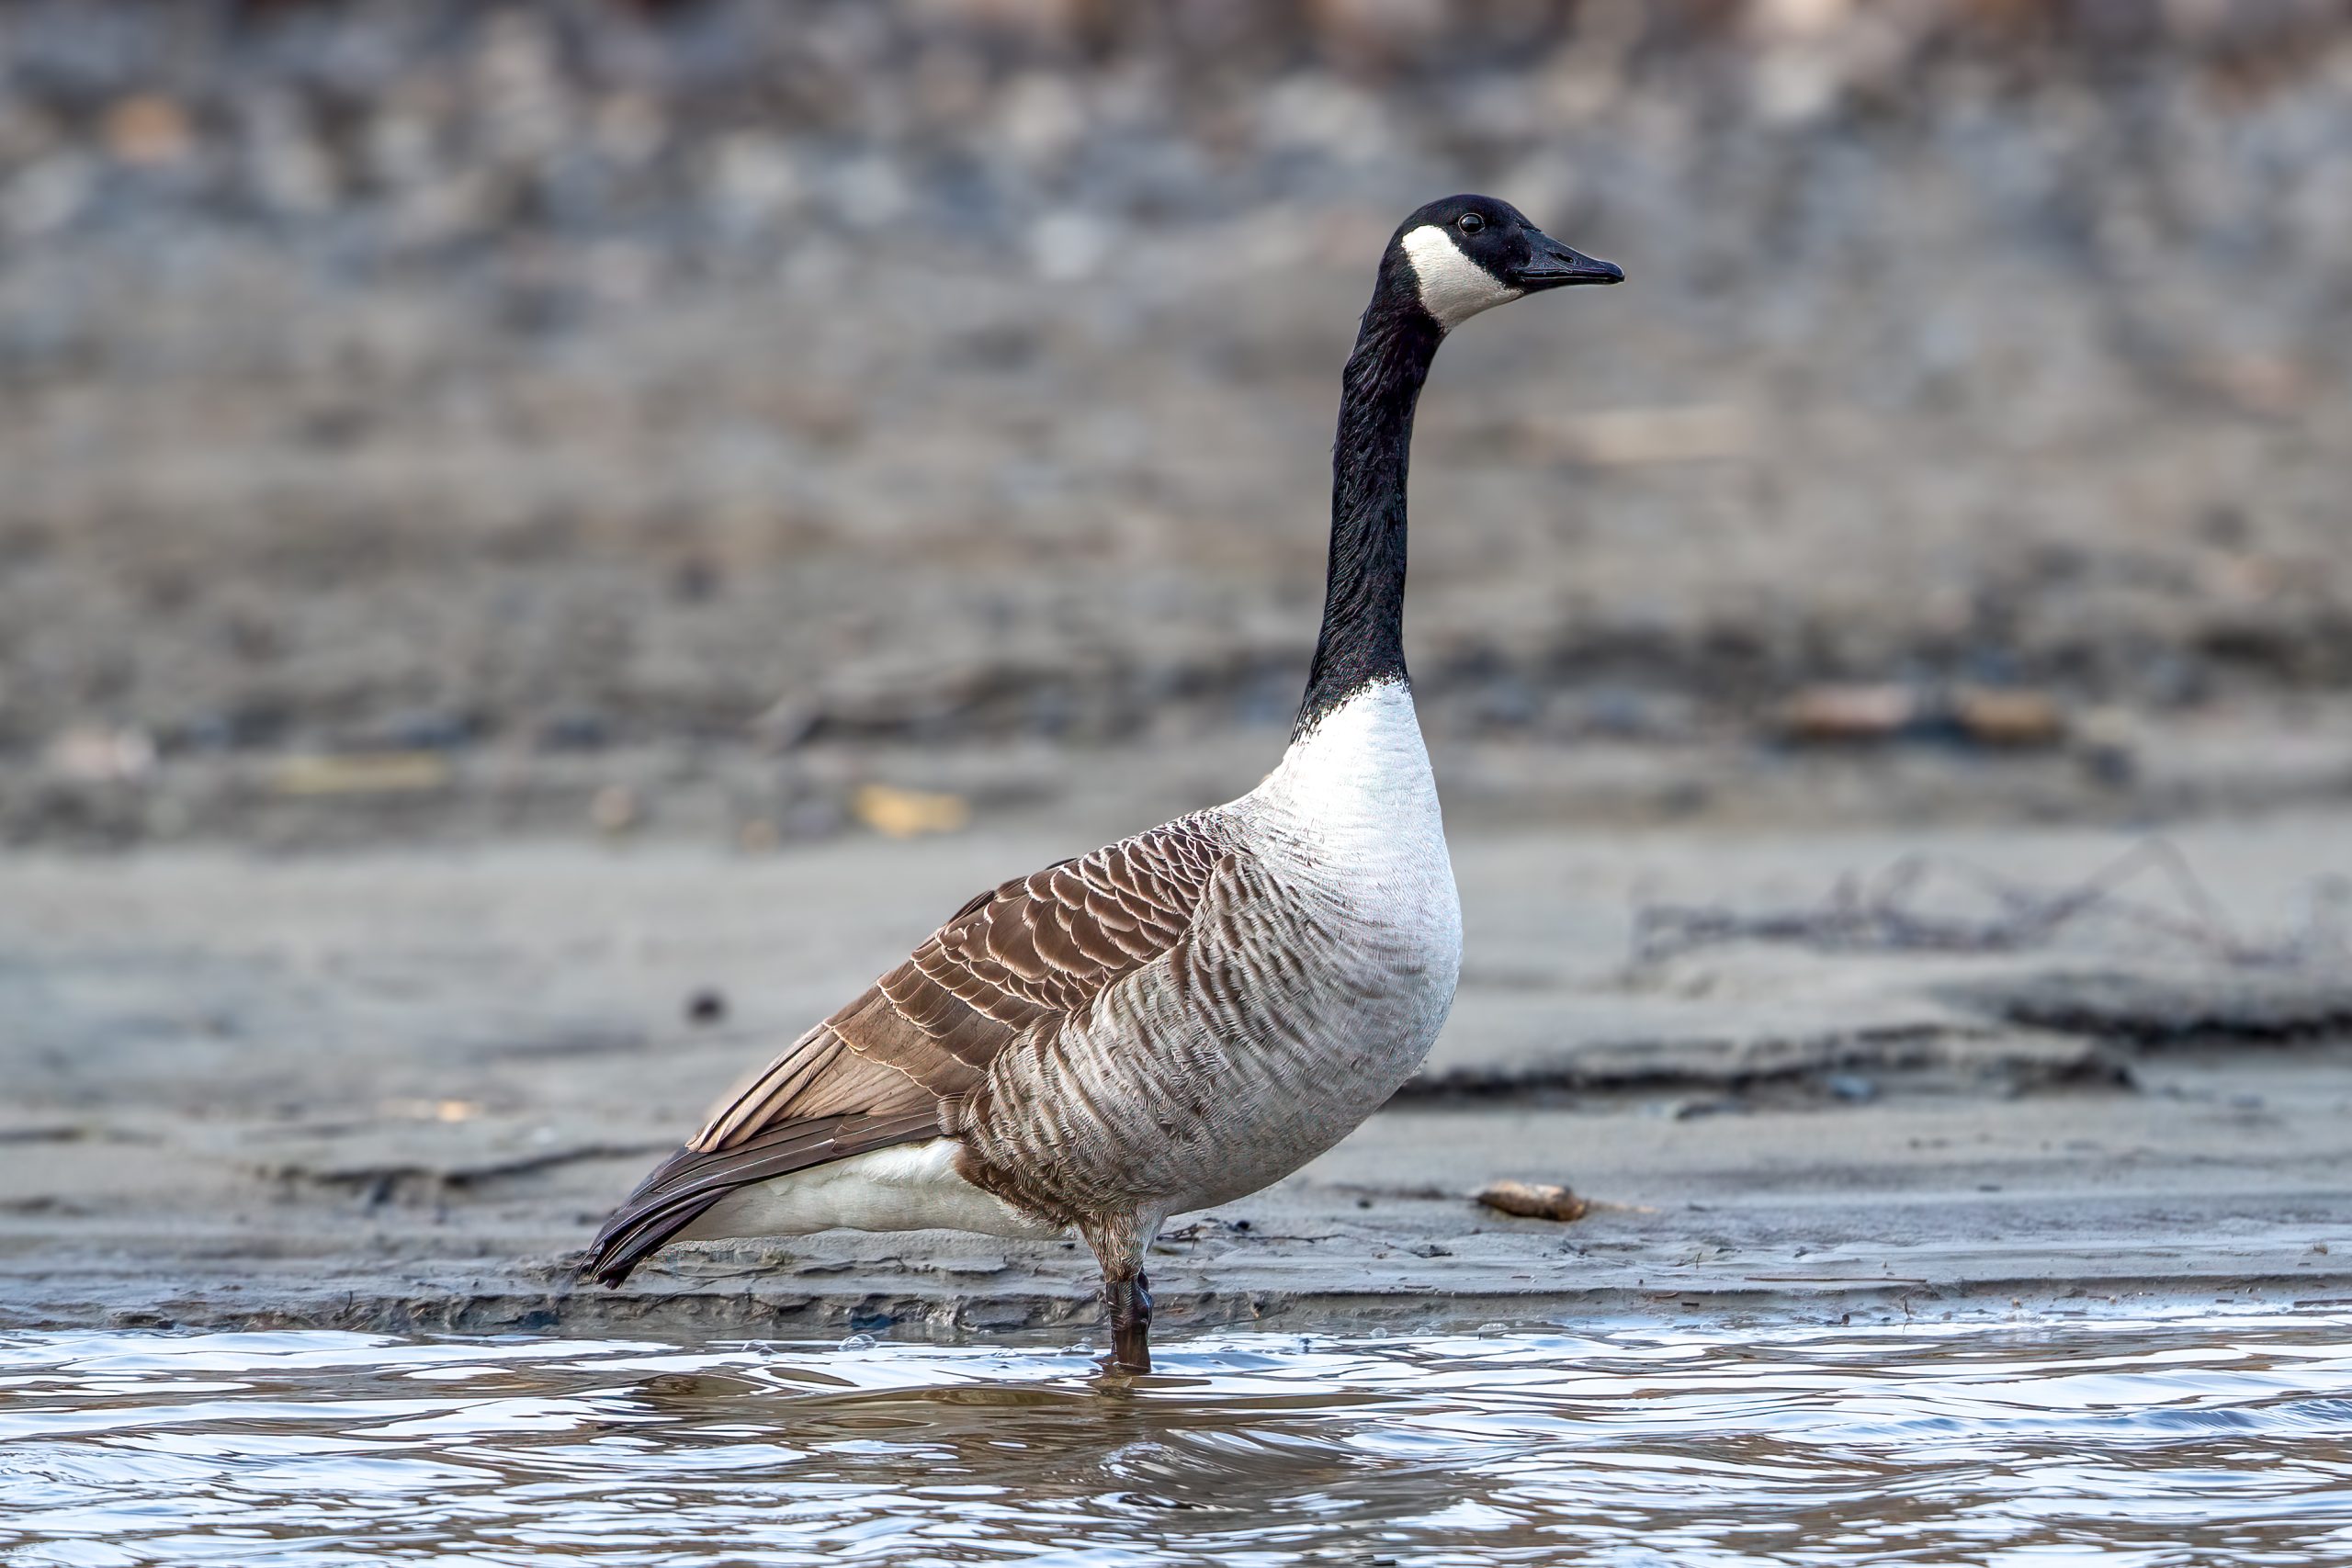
1632,839,2343,969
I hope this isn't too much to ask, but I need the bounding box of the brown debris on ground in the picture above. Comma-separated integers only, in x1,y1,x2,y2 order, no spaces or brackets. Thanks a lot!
1474,1181,1590,1223
2,815,2346,1336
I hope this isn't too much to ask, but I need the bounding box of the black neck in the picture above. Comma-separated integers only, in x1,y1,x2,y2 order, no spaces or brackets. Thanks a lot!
1294,266,1444,739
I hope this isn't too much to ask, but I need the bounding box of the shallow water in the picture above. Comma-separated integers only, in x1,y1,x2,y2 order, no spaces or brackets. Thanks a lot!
3,1311,2349,1566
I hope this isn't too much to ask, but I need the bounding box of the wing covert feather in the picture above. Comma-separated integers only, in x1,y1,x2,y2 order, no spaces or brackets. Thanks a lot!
584,817,1236,1285
693,817,1233,1153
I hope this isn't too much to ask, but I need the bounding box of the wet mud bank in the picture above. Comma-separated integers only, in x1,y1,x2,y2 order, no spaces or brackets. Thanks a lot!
5,810,2348,1339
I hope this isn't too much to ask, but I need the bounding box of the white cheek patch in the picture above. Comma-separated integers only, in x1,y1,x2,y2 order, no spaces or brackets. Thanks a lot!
1400,224,1521,328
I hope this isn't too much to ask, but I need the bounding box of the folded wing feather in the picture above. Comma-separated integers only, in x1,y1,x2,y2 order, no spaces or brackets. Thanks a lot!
582,818,1234,1285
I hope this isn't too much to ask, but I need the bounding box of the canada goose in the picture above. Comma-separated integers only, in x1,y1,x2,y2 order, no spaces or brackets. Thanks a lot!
583,195,1622,1371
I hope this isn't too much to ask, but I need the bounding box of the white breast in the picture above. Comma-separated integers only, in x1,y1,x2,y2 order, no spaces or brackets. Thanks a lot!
1242,678,1464,1027
1082,675,1463,1213
1250,682,1457,899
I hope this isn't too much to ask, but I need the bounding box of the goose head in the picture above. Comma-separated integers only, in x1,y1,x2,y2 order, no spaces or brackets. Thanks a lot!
1387,194,1622,332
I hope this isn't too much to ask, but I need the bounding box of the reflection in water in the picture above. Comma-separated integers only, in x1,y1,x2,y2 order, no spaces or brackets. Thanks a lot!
3,1311,2349,1564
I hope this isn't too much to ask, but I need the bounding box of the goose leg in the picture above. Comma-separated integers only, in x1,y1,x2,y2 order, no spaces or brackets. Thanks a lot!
1103,1270,1153,1372
1082,1211,1162,1374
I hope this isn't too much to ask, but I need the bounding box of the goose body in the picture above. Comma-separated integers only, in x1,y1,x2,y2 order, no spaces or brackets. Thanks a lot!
670,675,1455,1247
585,196,1621,1369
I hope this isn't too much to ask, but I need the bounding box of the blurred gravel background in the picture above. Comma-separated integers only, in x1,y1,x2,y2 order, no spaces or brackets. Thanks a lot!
2,0,2348,846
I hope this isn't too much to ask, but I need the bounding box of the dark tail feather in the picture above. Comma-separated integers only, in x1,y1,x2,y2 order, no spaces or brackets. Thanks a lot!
581,1150,728,1287
580,1110,942,1287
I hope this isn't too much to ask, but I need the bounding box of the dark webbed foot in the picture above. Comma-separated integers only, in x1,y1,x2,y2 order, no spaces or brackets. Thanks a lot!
1081,1213,1161,1374
1103,1269,1153,1373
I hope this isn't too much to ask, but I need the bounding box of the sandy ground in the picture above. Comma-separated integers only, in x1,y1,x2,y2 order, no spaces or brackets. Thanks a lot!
6,807,2348,1340
5,6,2350,1350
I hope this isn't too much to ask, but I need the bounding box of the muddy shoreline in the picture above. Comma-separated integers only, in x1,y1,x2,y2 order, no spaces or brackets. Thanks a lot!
4,0,2351,1345
6,811,2347,1340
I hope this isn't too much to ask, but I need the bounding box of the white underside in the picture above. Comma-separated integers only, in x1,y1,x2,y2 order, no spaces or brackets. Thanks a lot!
676,1138,1065,1242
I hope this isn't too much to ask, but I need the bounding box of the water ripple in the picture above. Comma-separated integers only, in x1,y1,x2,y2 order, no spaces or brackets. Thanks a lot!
1,1311,2348,1565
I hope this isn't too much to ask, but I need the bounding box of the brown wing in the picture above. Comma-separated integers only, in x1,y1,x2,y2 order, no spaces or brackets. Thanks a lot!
582,817,1233,1284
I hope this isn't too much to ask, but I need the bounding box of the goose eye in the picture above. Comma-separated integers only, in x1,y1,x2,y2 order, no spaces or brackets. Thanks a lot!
1458,213,1486,234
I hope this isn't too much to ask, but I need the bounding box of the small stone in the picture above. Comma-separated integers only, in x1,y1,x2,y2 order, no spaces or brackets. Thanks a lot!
685,988,728,1026
1824,1073,1878,1104
748,695,820,751
44,726,156,784
1474,1180,1589,1223
104,96,193,167
1777,683,1917,743
1951,686,2066,748
590,784,639,835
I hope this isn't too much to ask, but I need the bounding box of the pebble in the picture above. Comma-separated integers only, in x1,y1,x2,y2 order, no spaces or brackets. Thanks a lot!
1474,1180,1590,1223
1824,1073,1880,1104
589,785,639,836
44,726,156,784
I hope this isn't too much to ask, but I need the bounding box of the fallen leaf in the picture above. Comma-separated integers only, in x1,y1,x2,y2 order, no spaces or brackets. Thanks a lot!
274,752,450,796
854,783,970,838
